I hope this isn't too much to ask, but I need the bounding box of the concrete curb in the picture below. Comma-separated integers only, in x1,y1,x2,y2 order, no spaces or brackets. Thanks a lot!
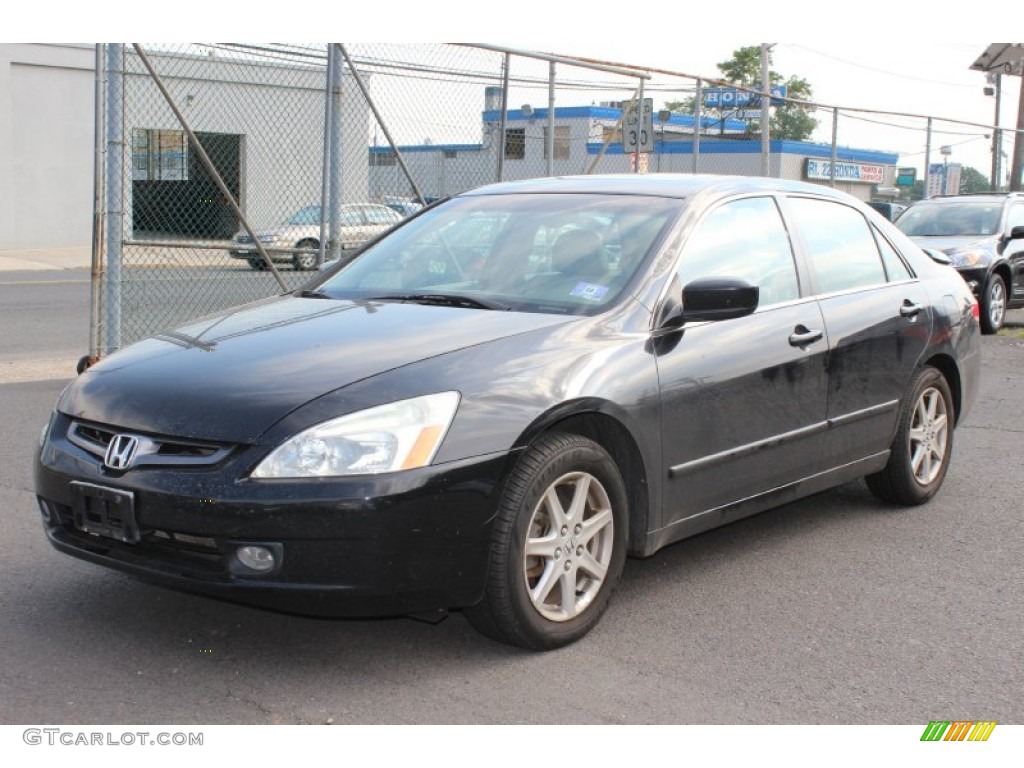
0,247,91,272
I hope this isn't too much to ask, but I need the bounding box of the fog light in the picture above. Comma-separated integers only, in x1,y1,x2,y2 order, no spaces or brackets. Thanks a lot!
236,545,276,573
38,499,52,525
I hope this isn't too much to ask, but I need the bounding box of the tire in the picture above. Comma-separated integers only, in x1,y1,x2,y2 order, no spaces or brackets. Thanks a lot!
465,433,627,650
246,257,267,271
292,240,319,271
866,367,953,506
980,274,1006,334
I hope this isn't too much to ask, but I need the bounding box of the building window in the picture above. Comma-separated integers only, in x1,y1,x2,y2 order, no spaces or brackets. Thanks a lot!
602,126,623,145
505,128,526,160
370,150,396,167
132,129,188,181
543,126,571,160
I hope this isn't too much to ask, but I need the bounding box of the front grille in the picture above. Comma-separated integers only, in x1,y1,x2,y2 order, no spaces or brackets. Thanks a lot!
67,419,234,468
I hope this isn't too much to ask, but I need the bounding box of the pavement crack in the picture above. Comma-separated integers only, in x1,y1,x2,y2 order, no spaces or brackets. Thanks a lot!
961,424,1024,435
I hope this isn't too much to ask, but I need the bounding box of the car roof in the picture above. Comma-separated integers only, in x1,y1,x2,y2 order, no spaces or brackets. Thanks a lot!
458,173,861,202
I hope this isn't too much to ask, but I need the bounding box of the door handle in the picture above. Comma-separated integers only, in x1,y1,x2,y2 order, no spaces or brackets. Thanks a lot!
788,326,823,348
900,301,923,319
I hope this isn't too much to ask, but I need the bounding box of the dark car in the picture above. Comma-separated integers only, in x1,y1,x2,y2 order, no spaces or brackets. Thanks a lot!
867,201,907,222
36,175,981,650
895,192,1024,333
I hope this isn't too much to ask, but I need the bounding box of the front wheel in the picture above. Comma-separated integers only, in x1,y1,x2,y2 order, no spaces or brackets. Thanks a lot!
465,433,627,650
980,274,1006,334
866,367,953,506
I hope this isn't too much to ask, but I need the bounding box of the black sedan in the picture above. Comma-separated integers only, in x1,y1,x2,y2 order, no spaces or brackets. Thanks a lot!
36,175,981,650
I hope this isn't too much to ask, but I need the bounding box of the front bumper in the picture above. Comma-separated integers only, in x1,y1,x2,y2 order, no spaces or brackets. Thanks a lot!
35,415,512,617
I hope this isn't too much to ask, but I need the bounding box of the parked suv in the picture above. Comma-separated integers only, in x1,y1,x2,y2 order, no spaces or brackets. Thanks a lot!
895,192,1024,333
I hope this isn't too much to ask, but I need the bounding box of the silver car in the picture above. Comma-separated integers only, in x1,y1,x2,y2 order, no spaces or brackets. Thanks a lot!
231,203,403,271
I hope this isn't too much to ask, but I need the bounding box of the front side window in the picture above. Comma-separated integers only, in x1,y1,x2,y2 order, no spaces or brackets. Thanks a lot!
787,198,886,294
362,206,403,226
677,196,800,306
286,206,322,226
1006,203,1024,232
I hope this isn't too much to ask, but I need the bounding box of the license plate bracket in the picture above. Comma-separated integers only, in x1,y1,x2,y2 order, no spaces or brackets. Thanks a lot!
70,482,139,544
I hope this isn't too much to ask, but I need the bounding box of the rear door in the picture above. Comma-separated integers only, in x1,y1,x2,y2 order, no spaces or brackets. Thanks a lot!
782,196,931,468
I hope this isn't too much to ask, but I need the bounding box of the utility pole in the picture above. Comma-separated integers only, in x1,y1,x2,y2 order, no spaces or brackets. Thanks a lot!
987,73,1002,190
1012,72,1024,191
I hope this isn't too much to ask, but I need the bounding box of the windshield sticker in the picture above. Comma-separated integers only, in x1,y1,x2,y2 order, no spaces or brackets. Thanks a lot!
570,282,609,301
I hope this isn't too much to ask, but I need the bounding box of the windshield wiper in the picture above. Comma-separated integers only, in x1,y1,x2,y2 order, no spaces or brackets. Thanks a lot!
370,293,511,311
296,289,333,299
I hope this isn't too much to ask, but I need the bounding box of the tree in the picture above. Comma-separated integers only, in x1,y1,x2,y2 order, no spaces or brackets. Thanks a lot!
664,46,818,142
958,166,991,193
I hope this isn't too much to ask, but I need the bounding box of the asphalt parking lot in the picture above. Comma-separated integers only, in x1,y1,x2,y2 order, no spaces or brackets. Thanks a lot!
1,267,1022,724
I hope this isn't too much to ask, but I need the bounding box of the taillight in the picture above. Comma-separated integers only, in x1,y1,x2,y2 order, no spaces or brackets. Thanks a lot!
970,298,980,322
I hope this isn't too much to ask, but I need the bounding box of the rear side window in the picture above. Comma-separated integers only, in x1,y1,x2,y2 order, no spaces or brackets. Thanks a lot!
787,198,886,294
872,226,914,281
677,196,800,306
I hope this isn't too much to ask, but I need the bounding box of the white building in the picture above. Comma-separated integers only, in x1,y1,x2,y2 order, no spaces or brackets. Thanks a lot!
0,44,370,250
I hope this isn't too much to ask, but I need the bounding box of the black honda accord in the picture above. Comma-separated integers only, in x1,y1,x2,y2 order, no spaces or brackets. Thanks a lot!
36,175,981,650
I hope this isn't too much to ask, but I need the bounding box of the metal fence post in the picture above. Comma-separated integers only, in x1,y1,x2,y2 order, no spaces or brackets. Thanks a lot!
104,43,124,356
317,43,335,269
496,53,510,183
761,44,771,177
86,44,106,370
693,78,702,175
328,46,343,263
829,107,839,188
924,117,933,198
546,61,556,177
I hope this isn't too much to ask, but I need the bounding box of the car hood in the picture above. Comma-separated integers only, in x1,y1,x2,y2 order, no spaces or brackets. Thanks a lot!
60,296,575,443
905,234,995,255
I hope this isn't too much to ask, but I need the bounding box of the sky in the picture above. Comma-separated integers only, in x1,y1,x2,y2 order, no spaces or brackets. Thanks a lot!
10,1,1023,181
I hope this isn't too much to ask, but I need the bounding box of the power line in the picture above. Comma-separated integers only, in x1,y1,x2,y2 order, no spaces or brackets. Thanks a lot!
782,44,981,88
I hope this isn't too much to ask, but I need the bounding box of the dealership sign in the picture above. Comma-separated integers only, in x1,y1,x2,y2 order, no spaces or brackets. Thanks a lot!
703,85,787,108
805,159,886,185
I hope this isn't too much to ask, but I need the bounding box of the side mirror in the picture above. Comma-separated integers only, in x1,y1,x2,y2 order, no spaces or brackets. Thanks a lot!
1009,225,1024,241
682,277,759,322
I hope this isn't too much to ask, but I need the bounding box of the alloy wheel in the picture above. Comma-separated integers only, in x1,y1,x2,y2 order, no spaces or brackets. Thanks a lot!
522,471,615,622
908,386,949,486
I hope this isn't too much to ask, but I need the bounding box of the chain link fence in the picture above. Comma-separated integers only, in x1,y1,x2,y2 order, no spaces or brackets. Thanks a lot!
92,42,1017,360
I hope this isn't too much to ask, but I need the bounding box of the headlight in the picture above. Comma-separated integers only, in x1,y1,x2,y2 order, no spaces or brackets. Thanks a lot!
949,249,985,267
257,235,278,244
251,392,460,479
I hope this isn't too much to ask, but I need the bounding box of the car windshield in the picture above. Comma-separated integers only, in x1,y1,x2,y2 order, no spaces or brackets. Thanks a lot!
896,202,1002,237
315,193,680,315
286,206,323,226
